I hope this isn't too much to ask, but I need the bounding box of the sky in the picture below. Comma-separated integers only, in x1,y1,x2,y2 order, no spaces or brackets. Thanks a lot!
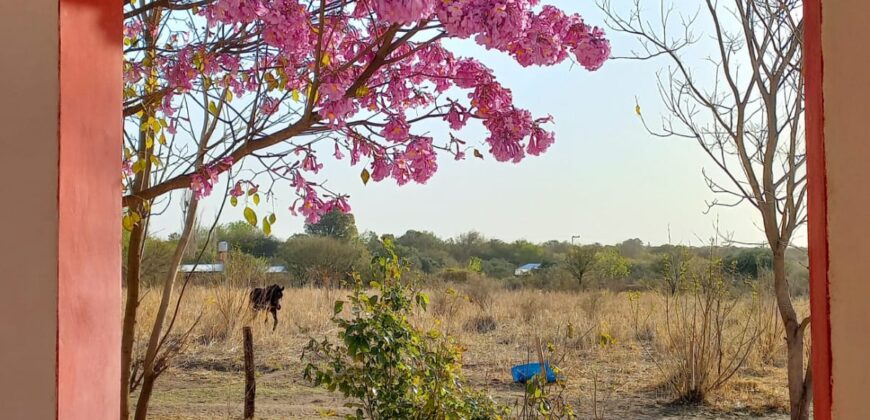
148,1,807,248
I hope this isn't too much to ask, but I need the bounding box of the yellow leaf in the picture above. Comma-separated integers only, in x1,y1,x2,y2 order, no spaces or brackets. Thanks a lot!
149,155,162,167
473,149,484,160
253,193,260,205
361,168,371,185
208,101,219,116
244,207,257,227
122,215,134,231
158,132,167,145
321,53,331,67
226,89,234,102
355,85,369,98
292,89,300,102
131,160,145,173
265,73,278,91
263,217,272,235
145,134,154,149
230,196,238,207
635,103,641,116
268,213,277,224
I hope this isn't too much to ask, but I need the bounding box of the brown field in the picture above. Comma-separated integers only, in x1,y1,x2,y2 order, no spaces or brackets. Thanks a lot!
134,284,806,419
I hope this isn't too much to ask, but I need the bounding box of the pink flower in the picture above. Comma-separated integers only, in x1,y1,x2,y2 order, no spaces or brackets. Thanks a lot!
483,107,532,163
391,137,438,185
470,82,513,116
301,152,324,173
527,125,555,156
260,97,280,115
230,182,244,197
333,143,345,160
453,60,494,89
189,157,234,199
371,153,393,182
444,103,469,130
382,115,410,142
371,0,437,24
564,23,611,71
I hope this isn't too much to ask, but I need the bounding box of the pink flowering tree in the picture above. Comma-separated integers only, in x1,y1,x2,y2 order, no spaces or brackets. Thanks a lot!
121,0,609,418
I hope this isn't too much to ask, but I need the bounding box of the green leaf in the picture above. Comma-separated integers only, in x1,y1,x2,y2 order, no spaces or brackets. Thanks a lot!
268,213,277,224
334,300,344,315
263,217,272,235
243,207,257,227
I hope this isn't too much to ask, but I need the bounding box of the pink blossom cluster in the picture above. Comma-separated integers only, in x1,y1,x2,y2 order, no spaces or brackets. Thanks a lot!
371,0,437,24
289,172,350,223
435,0,609,69
124,0,610,224
190,157,234,200
391,137,439,185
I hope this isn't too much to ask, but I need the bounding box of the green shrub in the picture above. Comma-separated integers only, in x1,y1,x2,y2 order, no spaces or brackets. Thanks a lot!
303,238,506,420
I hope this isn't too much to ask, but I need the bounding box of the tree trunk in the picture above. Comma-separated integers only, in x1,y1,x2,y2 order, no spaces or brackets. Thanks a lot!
120,212,146,420
772,248,812,420
133,197,199,420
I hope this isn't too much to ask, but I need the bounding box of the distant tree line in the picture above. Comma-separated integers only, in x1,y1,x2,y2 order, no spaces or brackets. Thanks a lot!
126,210,808,295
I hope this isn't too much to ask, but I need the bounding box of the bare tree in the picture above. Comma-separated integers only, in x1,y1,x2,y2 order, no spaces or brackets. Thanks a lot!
598,1,810,418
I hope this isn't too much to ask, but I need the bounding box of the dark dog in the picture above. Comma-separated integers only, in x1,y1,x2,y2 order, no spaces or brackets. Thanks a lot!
249,284,285,331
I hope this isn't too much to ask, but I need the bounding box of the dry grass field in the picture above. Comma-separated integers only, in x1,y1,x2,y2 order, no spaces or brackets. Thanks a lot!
134,282,806,419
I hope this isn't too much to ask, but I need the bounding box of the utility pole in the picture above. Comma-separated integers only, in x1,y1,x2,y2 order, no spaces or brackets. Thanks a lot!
571,235,581,246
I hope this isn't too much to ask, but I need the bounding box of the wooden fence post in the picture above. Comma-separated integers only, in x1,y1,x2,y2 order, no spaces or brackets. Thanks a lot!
243,326,255,419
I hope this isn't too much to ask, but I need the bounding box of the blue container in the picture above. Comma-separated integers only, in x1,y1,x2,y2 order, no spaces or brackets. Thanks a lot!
511,362,557,383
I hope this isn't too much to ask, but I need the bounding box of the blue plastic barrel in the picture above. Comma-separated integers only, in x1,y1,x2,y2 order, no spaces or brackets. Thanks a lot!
511,362,556,383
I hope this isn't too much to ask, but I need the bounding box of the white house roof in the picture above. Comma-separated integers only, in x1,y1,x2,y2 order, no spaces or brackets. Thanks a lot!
179,263,287,273
180,263,224,273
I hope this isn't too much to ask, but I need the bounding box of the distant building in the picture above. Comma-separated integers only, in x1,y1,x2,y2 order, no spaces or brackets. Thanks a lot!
514,263,542,276
179,263,287,273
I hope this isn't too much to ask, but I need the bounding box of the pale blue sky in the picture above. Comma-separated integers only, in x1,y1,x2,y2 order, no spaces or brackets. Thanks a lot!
149,1,806,247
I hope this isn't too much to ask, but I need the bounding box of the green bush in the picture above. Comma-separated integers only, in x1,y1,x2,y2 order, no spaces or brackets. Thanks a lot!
303,239,506,420
278,234,369,287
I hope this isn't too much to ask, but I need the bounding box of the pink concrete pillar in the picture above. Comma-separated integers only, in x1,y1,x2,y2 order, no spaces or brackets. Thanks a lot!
0,0,121,418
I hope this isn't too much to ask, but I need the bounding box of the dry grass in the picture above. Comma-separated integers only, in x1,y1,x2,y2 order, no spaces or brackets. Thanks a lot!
136,283,806,419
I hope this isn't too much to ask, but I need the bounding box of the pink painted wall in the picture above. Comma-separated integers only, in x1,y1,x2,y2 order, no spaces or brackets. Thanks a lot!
57,0,122,418
0,0,120,418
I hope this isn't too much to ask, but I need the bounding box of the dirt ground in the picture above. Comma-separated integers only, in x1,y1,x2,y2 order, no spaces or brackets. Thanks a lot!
145,337,790,419
138,287,798,419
